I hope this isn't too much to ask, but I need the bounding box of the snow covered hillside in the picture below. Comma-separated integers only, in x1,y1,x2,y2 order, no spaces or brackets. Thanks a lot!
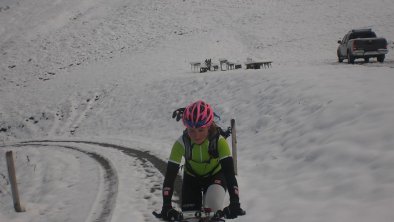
1,0,394,222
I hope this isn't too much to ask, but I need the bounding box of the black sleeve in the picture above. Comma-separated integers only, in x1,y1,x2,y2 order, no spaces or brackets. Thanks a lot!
220,157,240,203
162,161,180,206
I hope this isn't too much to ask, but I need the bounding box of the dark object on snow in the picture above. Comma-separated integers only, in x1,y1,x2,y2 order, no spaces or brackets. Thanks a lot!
245,61,272,69
337,28,389,64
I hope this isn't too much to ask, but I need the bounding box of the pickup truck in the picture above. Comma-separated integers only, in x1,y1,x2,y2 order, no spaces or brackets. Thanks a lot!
337,29,388,64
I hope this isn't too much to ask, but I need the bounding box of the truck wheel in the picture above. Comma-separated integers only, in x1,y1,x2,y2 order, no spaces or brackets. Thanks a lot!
364,57,369,63
337,51,343,63
347,51,355,64
377,55,385,63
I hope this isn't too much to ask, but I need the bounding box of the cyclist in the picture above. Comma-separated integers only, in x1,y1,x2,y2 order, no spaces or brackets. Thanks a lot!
160,100,246,221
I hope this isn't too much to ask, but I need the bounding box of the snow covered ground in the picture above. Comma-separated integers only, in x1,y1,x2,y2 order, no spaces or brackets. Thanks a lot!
1,0,394,221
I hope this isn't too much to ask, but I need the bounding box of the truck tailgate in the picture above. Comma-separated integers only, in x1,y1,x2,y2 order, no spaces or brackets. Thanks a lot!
354,38,387,51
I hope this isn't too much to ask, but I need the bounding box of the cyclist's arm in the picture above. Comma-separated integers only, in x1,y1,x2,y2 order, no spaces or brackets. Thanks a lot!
162,140,184,206
218,137,240,203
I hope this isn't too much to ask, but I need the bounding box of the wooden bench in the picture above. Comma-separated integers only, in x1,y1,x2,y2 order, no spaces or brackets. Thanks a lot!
190,62,201,72
226,61,235,70
218,58,228,71
245,61,272,69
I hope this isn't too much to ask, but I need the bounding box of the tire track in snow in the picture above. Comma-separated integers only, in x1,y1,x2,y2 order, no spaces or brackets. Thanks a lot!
10,142,117,222
21,140,183,204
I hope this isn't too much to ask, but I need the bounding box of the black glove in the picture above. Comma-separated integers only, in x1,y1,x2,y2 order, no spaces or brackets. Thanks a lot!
219,126,232,139
160,205,183,221
223,202,246,219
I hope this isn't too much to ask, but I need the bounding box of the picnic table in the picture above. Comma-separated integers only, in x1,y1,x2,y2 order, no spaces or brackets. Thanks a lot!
245,61,272,69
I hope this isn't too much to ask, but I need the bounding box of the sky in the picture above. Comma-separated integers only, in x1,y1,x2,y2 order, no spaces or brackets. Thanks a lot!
1,0,394,222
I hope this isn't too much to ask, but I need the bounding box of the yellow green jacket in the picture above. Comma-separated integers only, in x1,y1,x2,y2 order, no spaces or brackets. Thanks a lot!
169,135,232,177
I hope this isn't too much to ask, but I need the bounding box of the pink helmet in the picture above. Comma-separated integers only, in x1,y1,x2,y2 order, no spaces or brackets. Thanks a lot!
182,100,214,128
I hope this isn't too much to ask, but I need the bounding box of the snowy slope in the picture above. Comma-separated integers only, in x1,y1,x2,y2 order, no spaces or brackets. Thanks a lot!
1,0,394,222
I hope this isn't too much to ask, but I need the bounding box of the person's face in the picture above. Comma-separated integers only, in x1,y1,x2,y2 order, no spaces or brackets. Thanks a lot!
187,127,209,144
